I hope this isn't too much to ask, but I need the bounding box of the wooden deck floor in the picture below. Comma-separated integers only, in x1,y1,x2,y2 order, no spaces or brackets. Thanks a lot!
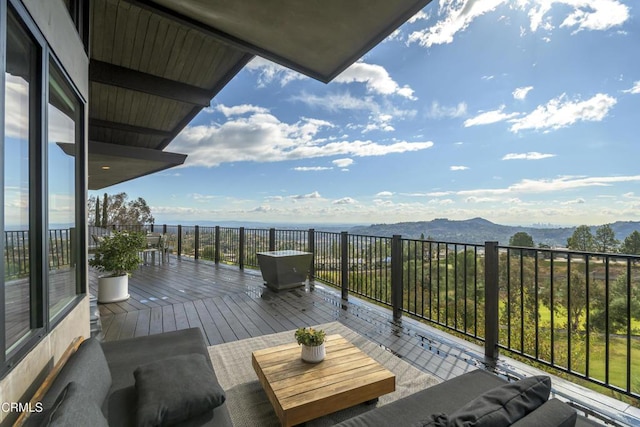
92,256,639,425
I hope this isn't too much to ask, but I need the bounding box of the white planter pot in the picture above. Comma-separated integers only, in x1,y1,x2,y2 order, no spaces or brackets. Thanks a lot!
301,343,325,363
97,274,130,303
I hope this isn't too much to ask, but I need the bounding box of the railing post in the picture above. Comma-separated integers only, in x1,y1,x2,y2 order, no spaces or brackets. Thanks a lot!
177,225,182,258
269,228,276,251
484,241,500,367
239,227,245,270
214,226,220,264
194,225,200,260
162,224,167,234
308,229,315,283
341,231,349,302
391,235,403,321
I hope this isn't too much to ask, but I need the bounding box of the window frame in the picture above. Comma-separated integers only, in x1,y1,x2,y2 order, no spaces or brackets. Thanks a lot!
1,0,87,377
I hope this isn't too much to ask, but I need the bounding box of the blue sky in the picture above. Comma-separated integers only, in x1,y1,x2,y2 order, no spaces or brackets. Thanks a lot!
94,0,640,227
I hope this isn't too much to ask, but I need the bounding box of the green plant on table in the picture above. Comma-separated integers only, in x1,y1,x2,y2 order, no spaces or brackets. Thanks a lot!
295,327,326,346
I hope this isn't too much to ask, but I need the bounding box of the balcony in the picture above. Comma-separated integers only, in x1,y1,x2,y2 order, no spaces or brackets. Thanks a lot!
84,224,640,425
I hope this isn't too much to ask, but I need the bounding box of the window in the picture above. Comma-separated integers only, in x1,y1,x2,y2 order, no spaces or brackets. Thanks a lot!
2,1,86,371
47,62,81,320
3,6,40,353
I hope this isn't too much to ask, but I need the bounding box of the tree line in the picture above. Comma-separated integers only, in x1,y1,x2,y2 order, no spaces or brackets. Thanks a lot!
88,192,154,227
509,224,640,256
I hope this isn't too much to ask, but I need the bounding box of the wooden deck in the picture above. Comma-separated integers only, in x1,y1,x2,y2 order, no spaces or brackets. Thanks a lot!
93,256,639,425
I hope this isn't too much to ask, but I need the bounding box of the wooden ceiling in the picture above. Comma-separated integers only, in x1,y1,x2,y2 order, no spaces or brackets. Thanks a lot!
88,0,432,189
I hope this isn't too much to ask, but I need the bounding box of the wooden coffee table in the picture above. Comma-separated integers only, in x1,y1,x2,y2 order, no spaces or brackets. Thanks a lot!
252,334,395,426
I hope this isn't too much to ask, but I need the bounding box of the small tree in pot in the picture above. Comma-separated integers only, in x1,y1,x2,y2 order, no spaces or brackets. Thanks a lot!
89,231,145,303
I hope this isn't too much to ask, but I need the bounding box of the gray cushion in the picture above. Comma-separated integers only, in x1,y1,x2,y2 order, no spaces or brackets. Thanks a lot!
511,398,577,427
425,375,551,427
41,382,108,427
42,338,112,409
134,353,226,427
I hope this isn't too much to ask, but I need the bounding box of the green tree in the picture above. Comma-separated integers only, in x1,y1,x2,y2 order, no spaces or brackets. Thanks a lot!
593,224,619,254
590,273,640,333
95,198,101,227
88,192,154,226
567,225,594,251
102,192,108,226
620,230,640,256
509,232,534,247
548,271,589,332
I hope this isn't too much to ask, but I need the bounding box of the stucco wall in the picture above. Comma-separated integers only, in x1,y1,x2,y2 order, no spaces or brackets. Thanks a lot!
0,297,90,425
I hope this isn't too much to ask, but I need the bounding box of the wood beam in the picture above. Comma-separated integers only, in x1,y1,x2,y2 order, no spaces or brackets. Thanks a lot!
89,60,213,106
90,118,173,139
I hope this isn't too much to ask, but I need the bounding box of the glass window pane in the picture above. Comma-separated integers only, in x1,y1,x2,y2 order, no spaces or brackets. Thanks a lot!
4,10,38,352
48,64,79,319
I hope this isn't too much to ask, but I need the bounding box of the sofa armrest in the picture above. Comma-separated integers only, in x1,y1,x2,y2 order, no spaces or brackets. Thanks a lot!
511,398,577,427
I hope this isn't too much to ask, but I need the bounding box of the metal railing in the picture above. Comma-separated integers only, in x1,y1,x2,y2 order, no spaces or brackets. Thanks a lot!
86,223,640,400
4,228,75,279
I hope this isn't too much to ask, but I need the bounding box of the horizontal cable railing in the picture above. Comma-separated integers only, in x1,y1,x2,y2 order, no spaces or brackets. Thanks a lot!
82,223,640,400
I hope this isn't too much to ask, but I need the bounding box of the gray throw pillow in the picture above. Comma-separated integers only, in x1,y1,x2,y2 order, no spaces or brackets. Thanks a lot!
445,375,551,426
134,353,226,427
39,382,109,427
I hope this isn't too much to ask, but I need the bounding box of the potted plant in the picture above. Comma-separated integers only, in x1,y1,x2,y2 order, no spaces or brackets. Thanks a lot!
89,231,146,303
295,327,326,363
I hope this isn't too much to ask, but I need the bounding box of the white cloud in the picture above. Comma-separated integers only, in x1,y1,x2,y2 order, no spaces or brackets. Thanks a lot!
333,197,357,205
450,165,469,171
502,152,556,160
409,0,629,48
334,62,417,100
426,191,454,197
246,57,307,87
408,0,508,47
172,110,435,168
457,175,640,196
428,101,468,119
293,191,322,200
557,0,629,33
291,92,376,112
464,105,520,127
509,93,616,132
376,191,394,197
561,198,586,205
215,104,269,117
622,81,640,94
293,166,333,171
408,10,430,23
332,158,354,168
5,74,29,139
512,86,533,100
190,193,216,201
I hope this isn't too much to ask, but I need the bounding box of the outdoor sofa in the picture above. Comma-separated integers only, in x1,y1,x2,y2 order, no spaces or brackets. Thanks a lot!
22,327,600,427
23,328,231,426
334,369,600,427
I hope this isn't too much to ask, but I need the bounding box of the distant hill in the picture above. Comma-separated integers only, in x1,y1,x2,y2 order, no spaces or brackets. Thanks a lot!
348,217,640,247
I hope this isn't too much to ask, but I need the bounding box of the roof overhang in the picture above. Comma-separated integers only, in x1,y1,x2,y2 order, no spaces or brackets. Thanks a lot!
61,142,186,190
88,0,433,189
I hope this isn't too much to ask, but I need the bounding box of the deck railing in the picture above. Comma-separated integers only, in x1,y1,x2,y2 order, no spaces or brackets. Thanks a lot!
4,228,75,279
9,223,638,405
84,223,640,400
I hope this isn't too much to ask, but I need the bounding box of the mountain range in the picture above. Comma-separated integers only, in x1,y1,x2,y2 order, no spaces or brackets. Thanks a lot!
348,218,640,247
